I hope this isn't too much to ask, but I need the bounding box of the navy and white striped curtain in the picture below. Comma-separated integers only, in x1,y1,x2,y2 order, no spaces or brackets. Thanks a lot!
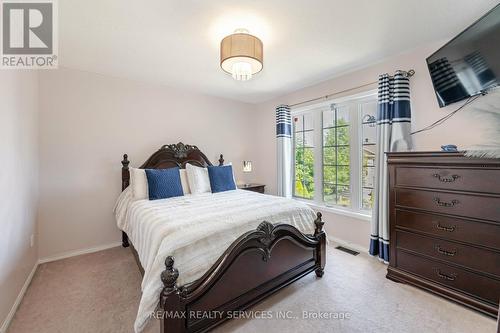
276,105,292,198
370,71,413,263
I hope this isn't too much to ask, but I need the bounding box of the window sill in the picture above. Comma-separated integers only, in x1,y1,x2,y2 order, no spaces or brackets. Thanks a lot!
293,198,372,222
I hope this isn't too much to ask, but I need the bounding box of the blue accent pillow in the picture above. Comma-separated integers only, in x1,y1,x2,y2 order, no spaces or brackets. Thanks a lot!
207,165,236,193
145,167,184,200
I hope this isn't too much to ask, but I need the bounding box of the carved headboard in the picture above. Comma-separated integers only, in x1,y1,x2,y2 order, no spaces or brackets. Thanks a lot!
121,142,224,190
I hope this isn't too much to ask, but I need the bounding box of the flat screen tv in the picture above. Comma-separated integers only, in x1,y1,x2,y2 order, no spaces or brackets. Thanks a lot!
427,4,500,107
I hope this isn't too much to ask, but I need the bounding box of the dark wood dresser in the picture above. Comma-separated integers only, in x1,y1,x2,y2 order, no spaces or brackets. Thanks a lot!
237,183,265,193
386,151,500,318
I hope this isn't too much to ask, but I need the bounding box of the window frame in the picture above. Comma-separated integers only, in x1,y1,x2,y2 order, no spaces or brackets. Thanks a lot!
291,90,377,217
292,113,315,200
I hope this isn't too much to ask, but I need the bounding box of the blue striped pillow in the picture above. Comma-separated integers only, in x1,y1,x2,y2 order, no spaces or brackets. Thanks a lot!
207,165,236,193
145,168,184,200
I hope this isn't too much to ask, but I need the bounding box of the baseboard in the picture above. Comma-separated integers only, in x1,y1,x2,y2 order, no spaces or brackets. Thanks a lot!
38,241,122,264
328,235,369,254
0,261,38,333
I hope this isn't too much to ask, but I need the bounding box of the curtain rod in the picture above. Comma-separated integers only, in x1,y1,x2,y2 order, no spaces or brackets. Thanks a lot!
290,69,415,108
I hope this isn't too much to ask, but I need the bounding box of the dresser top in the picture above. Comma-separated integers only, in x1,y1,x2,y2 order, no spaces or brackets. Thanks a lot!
387,151,465,156
387,151,500,166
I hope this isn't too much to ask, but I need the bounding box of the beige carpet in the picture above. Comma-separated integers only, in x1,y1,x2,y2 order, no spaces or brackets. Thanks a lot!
7,245,496,333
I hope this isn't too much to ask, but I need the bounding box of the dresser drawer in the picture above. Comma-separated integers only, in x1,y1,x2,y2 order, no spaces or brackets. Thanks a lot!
395,210,500,250
395,188,500,222
395,167,500,194
396,251,500,305
396,230,500,276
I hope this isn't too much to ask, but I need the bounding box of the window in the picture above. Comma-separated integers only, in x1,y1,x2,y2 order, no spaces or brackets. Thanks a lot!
292,92,377,214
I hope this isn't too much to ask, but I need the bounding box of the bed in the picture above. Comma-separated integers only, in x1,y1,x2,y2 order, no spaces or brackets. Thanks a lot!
116,142,326,333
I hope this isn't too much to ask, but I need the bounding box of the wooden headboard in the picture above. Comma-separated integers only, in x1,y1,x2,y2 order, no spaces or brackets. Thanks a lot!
121,142,224,190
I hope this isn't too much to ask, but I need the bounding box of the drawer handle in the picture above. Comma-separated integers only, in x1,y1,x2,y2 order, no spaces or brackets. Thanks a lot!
434,223,456,232
435,245,457,257
435,269,457,281
433,173,460,183
434,198,459,207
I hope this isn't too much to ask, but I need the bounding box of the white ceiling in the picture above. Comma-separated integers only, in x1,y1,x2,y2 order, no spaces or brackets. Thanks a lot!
59,0,500,103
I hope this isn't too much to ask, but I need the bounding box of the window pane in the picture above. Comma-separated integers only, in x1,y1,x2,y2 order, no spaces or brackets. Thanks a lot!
295,180,304,197
362,124,376,145
336,106,350,125
293,147,314,199
323,147,336,165
294,154,304,197
362,188,374,210
337,126,350,145
303,182,314,199
304,130,314,148
361,101,377,121
303,147,314,168
363,149,375,167
293,115,303,132
362,166,375,188
337,166,350,185
323,128,336,146
323,110,334,128
323,166,336,184
295,133,304,149
337,185,351,207
337,147,350,165
303,113,314,131
323,183,336,204
360,98,378,211
294,148,314,200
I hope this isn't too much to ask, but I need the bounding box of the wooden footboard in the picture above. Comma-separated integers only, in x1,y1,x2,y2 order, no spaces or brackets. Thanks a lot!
158,213,326,333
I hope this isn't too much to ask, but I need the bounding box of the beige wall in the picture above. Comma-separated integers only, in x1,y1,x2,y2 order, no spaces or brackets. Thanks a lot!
0,72,39,328
251,42,488,250
37,68,256,259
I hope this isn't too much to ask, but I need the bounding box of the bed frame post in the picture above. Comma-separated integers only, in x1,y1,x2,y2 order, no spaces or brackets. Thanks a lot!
121,154,130,248
121,154,130,190
218,154,224,166
122,232,130,248
160,257,185,333
314,212,326,277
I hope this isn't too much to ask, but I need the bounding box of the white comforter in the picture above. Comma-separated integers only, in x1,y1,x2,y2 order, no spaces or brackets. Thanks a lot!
114,188,317,332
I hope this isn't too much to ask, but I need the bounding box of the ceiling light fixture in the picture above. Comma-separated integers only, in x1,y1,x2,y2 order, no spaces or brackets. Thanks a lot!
220,29,263,81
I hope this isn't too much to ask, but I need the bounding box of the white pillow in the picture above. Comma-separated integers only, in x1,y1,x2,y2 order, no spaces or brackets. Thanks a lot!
186,163,211,194
179,169,191,195
130,168,148,200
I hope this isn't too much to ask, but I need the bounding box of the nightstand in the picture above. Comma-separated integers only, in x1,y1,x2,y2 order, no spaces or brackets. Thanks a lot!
238,184,265,194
